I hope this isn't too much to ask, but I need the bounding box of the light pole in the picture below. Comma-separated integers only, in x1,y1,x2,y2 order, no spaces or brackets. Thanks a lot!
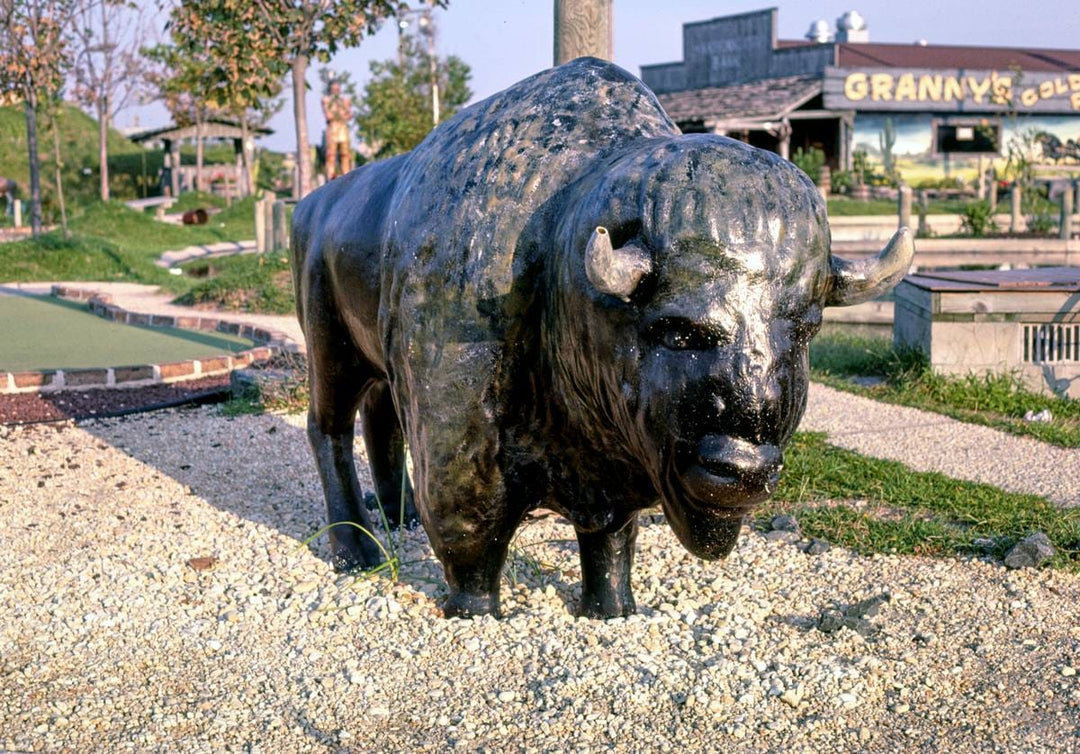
397,1,440,126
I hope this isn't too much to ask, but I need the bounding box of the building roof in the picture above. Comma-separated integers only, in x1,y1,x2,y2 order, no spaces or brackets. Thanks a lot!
834,42,1080,72
129,119,272,144
656,75,822,124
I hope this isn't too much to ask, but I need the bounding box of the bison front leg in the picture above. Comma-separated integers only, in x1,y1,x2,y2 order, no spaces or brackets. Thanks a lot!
426,486,523,619
576,516,639,619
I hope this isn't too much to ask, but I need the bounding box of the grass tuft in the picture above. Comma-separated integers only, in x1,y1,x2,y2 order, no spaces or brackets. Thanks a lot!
768,432,1080,567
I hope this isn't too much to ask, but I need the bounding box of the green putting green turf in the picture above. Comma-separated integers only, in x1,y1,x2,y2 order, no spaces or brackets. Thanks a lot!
0,295,255,372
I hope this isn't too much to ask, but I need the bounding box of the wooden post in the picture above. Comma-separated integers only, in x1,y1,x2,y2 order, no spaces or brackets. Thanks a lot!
1010,185,1022,234
1061,183,1074,240
898,184,912,230
272,200,289,252
264,199,275,250
917,189,929,237
553,0,613,65
254,198,267,253
13,199,22,229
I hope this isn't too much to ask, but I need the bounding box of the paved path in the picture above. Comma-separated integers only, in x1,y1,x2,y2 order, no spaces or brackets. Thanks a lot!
801,382,1078,507
155,240,257,269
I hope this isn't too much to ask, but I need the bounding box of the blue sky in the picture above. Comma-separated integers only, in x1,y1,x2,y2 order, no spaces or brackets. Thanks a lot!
120,1,1080,152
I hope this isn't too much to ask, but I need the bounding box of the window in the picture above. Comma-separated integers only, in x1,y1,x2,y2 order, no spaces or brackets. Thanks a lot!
933,120,1001,155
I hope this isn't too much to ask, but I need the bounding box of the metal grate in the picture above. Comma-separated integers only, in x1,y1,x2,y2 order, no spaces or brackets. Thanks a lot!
1023,323,1080,364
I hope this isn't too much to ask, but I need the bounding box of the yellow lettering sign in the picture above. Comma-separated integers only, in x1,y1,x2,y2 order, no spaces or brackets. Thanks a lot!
895,73,917,101
844,73,868,100
841,70,1080,108
992,75,1013,105
967,76,992,103
943,76,966,101
918,74,943,101
870,73,894,101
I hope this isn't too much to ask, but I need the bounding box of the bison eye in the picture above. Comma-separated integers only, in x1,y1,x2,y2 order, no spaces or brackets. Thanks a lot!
652,318,718,351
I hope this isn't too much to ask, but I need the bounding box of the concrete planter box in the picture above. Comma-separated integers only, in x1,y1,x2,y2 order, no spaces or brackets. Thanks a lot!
894,268,1080,399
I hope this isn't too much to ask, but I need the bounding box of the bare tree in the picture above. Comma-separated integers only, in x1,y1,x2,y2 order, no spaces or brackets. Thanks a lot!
70,0,145,201
0,0,74,236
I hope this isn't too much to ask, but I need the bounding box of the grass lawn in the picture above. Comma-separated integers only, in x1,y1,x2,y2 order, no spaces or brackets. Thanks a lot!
0,199,257,294
826,196,990,216
176,252,295,314
0,295,254,371
766,432,1080,569
810,325,1080,447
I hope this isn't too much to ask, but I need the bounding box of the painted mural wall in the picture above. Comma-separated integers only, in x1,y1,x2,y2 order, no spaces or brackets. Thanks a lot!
851,113,1080,186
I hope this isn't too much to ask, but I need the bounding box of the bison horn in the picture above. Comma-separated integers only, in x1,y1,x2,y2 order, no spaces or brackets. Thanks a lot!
826,227,914,307
585,226,652,302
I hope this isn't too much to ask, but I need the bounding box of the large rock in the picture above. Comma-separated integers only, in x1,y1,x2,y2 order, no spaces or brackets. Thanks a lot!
1003,532,1055,569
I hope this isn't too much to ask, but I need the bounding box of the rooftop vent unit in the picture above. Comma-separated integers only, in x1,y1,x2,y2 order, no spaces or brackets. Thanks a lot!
836,10,869,43
805,19,833,44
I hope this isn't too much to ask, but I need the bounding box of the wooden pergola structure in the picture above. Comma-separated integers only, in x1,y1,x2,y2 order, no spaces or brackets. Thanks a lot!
130,120,272,198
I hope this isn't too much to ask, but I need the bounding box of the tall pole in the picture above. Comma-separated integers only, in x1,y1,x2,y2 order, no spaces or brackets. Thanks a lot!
553,0,613,66
426,2,439,125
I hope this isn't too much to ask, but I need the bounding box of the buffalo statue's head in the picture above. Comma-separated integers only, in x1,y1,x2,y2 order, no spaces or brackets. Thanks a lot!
546,135,912,559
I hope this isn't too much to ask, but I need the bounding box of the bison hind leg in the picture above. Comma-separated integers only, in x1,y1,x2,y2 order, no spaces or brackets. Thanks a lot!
359,381,420,531
576,516,639,619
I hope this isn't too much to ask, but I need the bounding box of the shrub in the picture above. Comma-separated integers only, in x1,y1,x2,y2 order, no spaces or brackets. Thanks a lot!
960,200,994,237
792,146,826,184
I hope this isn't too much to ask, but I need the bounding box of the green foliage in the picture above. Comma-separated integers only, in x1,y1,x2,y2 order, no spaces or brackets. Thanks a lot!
175,251,295,314
830,169,853,194
355,35,472,158
851,149,870,185
959,200,994,237
1025,186,1058,234
791,146,826,184
768,433,1080,566
810,327,1080,447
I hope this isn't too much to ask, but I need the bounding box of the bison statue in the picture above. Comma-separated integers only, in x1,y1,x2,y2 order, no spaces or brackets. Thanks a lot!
291,58,913,619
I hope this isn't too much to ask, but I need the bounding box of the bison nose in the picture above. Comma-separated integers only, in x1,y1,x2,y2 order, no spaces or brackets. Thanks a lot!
697,435,782,481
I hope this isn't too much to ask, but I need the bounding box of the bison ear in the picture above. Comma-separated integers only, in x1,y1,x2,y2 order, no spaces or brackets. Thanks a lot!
585,226,653,303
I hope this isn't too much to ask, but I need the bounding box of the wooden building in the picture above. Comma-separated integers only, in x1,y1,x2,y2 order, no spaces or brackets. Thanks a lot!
641,8,1080,182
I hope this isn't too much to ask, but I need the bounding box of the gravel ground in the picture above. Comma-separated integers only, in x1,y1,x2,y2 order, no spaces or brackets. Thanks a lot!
3,405,1080,751
801,383,1079,507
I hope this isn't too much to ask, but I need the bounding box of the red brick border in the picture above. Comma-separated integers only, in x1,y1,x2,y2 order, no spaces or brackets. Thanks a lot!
0,287,298,394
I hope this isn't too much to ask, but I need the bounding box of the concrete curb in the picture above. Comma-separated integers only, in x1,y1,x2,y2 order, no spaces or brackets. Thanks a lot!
155,239,258,269
0,285,298,395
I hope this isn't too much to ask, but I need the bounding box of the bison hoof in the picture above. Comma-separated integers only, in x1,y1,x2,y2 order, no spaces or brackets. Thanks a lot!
442,591,501,619
577,593,637,620
329,534,385,574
